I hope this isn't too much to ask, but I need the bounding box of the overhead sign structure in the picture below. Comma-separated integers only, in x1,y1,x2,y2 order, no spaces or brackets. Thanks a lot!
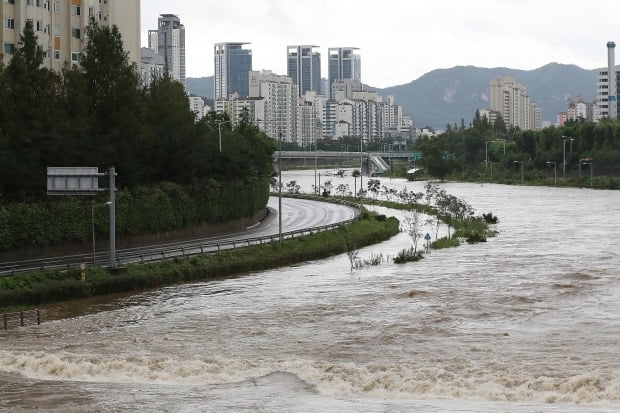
46,167,117,267
47,167,105,196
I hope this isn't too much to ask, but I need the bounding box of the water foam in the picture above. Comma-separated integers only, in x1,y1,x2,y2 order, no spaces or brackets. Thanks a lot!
1,350,619,405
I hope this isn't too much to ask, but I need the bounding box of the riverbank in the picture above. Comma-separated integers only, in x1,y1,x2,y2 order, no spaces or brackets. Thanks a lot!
0,211,399,311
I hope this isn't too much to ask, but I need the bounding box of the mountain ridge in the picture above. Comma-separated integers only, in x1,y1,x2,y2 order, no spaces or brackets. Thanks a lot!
186,63,598,130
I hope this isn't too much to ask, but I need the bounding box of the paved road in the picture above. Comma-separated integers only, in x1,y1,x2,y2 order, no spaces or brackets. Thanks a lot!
0,196,358,275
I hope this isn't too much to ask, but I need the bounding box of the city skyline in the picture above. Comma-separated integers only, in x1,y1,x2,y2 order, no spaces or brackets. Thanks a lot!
140,0,620,88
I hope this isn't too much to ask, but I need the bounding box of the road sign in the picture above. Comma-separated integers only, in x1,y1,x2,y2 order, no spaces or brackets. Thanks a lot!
424,233,431,241
47,167,104,195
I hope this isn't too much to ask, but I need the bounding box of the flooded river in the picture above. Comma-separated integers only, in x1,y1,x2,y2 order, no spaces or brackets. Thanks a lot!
1,170,619,412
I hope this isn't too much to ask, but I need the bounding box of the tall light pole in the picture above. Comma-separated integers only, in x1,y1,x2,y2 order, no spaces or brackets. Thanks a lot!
485,140,490,174
359,135,363,199
216,119,232,152
513,161,524,185
278,129,282,243
314,139,318,195
546,161,557,185
562,136,574,178
108,167,116,267
92,201,112,267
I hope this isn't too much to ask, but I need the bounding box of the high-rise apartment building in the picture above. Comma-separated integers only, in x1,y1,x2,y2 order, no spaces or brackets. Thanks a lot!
148,14,185,87
327,47,361,100
489,76,536,130
287,45,321,97
248,70,298,143
594,41,619,121
1,0,140,71
214,42,252,100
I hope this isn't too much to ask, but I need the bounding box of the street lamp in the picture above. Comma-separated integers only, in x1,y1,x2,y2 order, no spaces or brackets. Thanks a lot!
216,119,232,153
562,136,574,178
546,161,557,185
91,201,112,267
513,160,524,185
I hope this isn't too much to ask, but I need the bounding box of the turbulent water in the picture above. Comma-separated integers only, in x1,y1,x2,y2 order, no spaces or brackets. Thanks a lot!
1,170,620,412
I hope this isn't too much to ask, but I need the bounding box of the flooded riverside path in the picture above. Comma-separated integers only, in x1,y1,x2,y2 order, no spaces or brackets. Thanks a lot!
1,170,620,412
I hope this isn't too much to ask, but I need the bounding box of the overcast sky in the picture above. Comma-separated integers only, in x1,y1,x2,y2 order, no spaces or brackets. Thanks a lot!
140,0,620,88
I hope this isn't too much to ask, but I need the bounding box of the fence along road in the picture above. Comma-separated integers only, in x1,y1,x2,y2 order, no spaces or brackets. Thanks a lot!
0,196,360,276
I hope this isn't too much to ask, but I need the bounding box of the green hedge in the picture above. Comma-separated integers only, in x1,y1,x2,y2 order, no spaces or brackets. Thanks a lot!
0,213,399,308
0,177,269,251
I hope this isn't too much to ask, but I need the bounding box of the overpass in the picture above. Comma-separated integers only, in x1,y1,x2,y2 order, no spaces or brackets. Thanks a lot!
274,151,421,174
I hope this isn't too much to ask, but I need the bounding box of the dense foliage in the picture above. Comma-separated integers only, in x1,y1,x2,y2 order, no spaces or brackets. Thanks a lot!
0,20,274,201
416,111,620,184
0,177,269,250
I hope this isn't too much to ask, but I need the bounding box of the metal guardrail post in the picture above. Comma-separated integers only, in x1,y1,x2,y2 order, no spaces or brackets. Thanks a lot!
20,312,24,327
217,243,220,251
37,309,41,325
3,313,6,330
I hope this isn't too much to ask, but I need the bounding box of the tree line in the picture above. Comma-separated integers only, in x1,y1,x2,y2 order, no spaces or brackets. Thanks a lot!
416,111,620,183
0,20,275,202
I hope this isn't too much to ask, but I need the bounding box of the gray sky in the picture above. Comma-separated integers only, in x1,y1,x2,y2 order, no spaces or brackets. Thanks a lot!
140,0,620,88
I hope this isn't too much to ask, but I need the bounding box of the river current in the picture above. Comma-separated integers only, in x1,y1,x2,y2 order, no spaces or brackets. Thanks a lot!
1,170,619,412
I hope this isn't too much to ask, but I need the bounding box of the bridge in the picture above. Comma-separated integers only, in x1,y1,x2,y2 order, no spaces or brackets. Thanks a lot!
274,151,421,174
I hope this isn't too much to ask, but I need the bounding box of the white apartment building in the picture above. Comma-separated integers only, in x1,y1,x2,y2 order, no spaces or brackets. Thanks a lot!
248,70,299,143
215,93,265,128
1,0,140,70
567,99,593,122
489,76,537,130
189,96,211,121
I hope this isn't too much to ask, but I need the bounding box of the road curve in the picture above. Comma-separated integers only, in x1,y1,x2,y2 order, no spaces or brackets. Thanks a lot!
0,197,358,275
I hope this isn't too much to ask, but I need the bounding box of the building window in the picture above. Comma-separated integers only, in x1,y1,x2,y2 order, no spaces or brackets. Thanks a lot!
36,0,42,5
71,52,80,62
4,0,16,4
54,50,60,60
3,43,16,55
27,0,33,5
3,18,15,29
53,1,60,13
71,5,80,15
71,28,80,39
53,25,60,35
36,20,44,31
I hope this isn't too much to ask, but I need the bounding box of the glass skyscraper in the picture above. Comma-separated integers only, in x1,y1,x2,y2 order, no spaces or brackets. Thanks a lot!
214,43,253,100
287,45,321,97
327,47,361,100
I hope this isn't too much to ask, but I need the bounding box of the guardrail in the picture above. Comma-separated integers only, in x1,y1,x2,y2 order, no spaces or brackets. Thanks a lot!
2,309,41,330
0,197,361,277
